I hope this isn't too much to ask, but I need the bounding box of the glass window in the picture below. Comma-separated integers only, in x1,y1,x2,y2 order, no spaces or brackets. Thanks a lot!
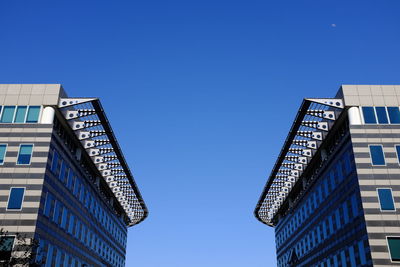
375,107,389,124
0,106,16,123
369,145,385,166
44,192,53,217
0,144,7,164
14,106,27,123
387,237,400,261
395,145,400,164
17,144,33,165
388,107,400,124
26,106,41,123
362,107,377,124
0,236,15,262
7,187,25,210
51,150,59,174
377,188,395,211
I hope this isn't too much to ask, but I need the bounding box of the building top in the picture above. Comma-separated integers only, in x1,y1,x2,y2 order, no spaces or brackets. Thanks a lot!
254,97,345,226
0,84,148,227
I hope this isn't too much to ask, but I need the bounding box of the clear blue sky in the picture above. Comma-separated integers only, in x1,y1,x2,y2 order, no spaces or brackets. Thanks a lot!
1,1,400,266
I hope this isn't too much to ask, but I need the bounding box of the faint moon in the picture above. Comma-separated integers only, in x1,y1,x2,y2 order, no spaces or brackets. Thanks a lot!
331,24,336,27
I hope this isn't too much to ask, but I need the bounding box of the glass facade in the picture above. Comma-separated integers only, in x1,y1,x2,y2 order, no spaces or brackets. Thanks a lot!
275,141,372,266
37,140,127,267
361,106,400,124
0,105,41,123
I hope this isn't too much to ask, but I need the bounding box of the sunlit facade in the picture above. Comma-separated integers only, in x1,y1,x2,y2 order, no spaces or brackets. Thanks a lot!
0,84,147,266
255,85,400,266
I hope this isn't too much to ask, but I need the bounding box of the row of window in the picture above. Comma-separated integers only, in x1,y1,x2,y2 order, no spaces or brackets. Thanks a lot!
50,148,126,248
278,240,368,267
368,144,400,166
0,105,41,123
362,106,400,124
276,149,355,246
43,192,125,267
39,239,90,267
0,144,34,165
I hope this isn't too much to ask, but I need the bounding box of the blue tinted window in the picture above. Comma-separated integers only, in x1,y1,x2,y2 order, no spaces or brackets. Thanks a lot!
375,107,389,124
26,106,40,123
44,192,53,217
51,150,59,173
14,106,27,123
17,144,33,165
387,237,400,261
388,107,400,124
0,144,7,164
0,106,16,123
369,145,385,165
396,146,400,164
362,107,377,124
377,188,395,211
7,188,25,209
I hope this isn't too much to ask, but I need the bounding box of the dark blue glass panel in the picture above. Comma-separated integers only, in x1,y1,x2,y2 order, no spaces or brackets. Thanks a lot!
7,188,25,209
388,107,400,124
362,107,377,124
0,106,16,123
17,144,33,165
377,188,395,211
375,107,389,124
370,145,385,165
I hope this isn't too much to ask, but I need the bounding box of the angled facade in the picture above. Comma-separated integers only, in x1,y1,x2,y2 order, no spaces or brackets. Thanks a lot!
0,84,147,266
255,85,400,266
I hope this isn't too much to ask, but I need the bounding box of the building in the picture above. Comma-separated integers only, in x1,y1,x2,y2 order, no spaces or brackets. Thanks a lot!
0,84,148,266
254,85,400,266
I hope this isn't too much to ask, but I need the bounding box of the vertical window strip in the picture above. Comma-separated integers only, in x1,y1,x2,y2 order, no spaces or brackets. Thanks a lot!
377,188,396,211
7,187,25,210
375,106,389,124
388,107,400,124
14,106,27,123
387,237,400,261
0,144,7,164
26,106,41,123
0,106,16,123
361,106,377,124
369,145,386,166
16,144,34,165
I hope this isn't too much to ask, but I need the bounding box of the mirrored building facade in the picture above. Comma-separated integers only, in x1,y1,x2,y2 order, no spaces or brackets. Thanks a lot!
0,84,147,266
255,85,400,266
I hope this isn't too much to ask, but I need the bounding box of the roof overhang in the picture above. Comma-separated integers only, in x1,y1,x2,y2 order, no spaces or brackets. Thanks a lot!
254,98,344,226
58,98,148,227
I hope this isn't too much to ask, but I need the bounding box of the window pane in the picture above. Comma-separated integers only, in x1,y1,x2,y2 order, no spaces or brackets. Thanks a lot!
377,189,395,211
0,106,16,123
0,236,15,262
388,237,400,261
388,107,400,124
7,188,25,209
14,106,27,123
369,145,385,165
362,107,377,124
17,144,33,165
0,144,6,164
26,106,40,123
375,107,389,124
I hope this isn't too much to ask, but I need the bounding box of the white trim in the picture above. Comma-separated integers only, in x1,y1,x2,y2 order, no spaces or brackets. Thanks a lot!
368,144,386,166
376,188,396,212
386,236,400,263
0,143,7,165
16,143,34,165
6,187,26,211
